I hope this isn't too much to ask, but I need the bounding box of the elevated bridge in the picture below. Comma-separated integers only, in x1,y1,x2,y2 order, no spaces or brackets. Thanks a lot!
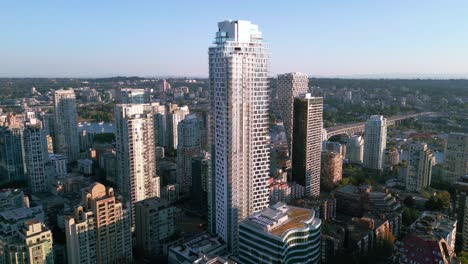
325,112,437,139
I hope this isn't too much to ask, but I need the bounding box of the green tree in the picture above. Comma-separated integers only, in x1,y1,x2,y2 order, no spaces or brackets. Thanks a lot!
425,191,451,211
459,251,468,264
402,207,420,226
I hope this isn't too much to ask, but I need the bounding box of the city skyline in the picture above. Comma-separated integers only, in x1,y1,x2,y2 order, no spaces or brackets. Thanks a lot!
0,8,467,264
1,1,468,78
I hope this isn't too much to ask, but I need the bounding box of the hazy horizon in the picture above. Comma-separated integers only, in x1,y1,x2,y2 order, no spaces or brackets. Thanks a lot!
2,1,468,78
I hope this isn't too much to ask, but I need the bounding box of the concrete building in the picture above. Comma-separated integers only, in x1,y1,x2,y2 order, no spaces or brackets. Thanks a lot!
325,141,345,158
23,119,49,193
346,135,364,164
53,89,79,162
396,211,458,263
149,102,167,147
410,211,457,250
268,180,304,204
78,130,92,152
77,159,93,176
0,114,25,183
455,176,468,251
321,224,345,263
0,204,45,254
135,197,181,257
48,154,67,179
334,185,401,217
209,20,270,253
321,150,343,190
191,153,210,213
277,73,309,155
239,203,321,264
168,233,228,264
291,94,323,197
405,142,433,192
4,220,54,264
65,183,132,264
115,104,160,216
363,115,387,170
444,132,467,183
395,234,457,264
176,115,201,195
116,88,146,104
0,189,27,212
384,147,400,169
167,105,190,150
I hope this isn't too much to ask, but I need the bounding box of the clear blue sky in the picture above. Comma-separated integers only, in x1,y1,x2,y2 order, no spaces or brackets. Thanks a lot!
1,0,468,78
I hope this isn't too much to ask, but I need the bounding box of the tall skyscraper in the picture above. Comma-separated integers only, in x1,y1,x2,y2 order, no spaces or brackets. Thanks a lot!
149,102,167,147
5,219,54,264
346,135,364,164
277,72,309,154
405,142,433,192
209,20,270,253
176,114,201,195
53,89,79,162
23,119,49,193
167,105,190,150
445,132,468,183
65,183,132,264
0,113,25,183
191,152,210,212
363,115,387,170
291,94,323,197
115,104,160,215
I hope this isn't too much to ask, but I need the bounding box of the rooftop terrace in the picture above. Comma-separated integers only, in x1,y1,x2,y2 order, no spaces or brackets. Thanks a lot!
243,202,314,238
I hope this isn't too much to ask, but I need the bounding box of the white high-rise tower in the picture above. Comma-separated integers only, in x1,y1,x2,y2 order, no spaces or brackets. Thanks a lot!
23,118,49,193
53,89,79,162
209,20,270,253
115,104,160,219
363,115,387,170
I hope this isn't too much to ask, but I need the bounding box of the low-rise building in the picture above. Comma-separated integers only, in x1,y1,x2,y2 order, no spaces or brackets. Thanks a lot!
239,202,321,264
395,234,457,264
77,159,93,175
168,233,228,264
334,184,401,217
409,211,457,250
268,179,304,204
0,189,27,212
48,154,67,179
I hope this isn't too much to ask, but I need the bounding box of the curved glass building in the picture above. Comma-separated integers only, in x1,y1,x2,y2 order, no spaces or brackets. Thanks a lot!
239,202,321,264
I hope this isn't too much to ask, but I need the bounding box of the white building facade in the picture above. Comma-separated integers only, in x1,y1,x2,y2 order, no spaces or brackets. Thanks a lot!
115,104,160,215
167,105,190,150
23,119,49,193
176,114,201,195
346,135,364,164
363,115,387,170
445,132,467,183
53,89,79,162
209,20,270,253
405,142,433,192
